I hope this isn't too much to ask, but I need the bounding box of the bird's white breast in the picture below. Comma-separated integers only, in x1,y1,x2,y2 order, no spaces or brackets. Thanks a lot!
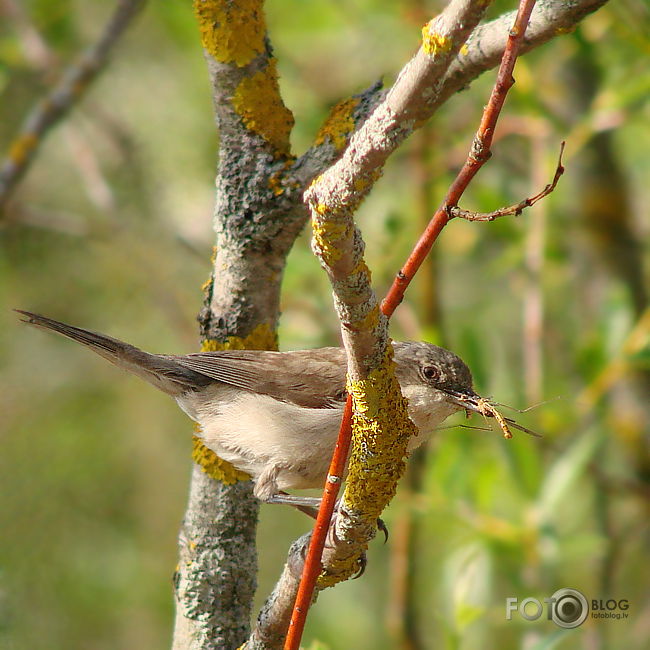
176,382,461,492
178,388,345,490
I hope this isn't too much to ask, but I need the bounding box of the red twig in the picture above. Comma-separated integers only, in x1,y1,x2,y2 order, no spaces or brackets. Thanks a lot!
284,396,353,650
382,0,538,318
286,1,538,648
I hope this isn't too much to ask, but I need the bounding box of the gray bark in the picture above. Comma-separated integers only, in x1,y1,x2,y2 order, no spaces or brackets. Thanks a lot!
173,467,259,650
173,1,612,648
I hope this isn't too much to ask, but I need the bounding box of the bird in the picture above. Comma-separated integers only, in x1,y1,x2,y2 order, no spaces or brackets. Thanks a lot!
16,310,529,506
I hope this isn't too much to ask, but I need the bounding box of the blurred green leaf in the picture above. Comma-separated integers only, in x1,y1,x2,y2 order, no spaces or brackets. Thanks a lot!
537,429,605,523
529,629,573,650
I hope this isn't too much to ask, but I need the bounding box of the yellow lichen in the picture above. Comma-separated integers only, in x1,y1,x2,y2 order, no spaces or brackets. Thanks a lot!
317,551,366,589
422,22,453,56
8,133,37,165
351,301,381,333
201,321,278,352
232,60,294,156
267,159,296,196
311,218,353,265
349,257,372,282
192,322,278,484
268,172,284,196
194,0,266,67
354,178,370,193
343,347,419,520
192,435,251,484
312,218,350,243
314,97,359,150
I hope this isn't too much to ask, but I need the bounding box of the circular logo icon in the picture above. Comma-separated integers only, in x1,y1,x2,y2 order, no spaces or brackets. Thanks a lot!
550,588,589,629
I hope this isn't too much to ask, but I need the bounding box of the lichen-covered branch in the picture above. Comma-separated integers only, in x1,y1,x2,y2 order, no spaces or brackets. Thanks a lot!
174,4,384,649
301,0,609,241
301,1,491,572
436,0,610,112
0,0,147,213
240,1,613,648
177,1,611,648
172,468,259,650
247,535,311,650
301,0,490,257
302,185,409,587
292,1,495,591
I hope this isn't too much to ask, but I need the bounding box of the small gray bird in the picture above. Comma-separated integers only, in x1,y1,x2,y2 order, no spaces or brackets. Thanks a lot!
17,311,529,506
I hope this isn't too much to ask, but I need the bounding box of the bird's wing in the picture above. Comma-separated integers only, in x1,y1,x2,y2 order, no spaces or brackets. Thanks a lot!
171,348,348,409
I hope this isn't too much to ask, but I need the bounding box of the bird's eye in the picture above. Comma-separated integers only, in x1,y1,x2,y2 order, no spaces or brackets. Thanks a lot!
422,366,440,382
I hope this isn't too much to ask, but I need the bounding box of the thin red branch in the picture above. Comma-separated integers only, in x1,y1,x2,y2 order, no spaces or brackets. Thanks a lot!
284,396,353,650
382,0,538,319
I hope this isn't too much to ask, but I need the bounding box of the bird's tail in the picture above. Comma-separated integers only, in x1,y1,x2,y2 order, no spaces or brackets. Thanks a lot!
16,310,201,397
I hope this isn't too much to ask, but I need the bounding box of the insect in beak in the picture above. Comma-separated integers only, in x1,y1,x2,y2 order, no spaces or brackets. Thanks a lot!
445,389,542,439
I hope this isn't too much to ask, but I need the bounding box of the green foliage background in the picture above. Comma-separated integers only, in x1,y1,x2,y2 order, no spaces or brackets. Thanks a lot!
1,1,649,649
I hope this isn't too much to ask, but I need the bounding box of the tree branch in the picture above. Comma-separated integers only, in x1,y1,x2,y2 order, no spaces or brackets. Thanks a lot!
180,1,610,648
278,1,606,648
281,5,497,648
174,3,387,648
172,467,259,650
436,0,610,113
0,0,147,213
247,534,311,650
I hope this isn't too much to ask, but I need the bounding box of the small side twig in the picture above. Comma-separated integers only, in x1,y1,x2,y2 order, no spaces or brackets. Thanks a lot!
446,142,565,222
382,0,538,319
0,0,146,213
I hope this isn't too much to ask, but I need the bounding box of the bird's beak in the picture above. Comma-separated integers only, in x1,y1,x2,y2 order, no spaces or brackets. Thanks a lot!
443,388,485,414
442,388,542,439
